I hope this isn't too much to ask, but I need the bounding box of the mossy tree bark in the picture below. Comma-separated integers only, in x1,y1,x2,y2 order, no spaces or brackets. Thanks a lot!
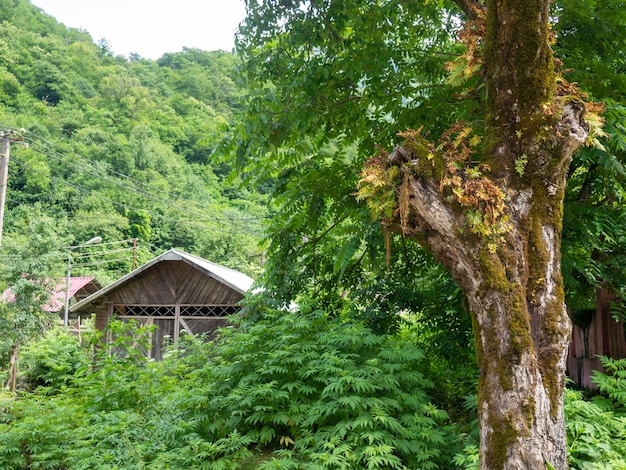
376,0,589,468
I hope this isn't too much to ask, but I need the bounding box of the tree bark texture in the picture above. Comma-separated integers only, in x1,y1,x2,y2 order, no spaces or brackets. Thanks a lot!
367,0,590,468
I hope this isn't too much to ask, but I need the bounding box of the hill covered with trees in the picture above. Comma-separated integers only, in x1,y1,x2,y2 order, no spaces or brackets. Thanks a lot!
0,0,267,287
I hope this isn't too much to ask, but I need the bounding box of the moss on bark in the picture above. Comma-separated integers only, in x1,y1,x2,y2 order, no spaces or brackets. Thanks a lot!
402,134,447,181
485,415,519,469
484,0,556,176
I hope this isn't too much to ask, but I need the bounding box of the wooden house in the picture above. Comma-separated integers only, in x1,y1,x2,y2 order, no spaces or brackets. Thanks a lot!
568,289,626,388
71,249,254,359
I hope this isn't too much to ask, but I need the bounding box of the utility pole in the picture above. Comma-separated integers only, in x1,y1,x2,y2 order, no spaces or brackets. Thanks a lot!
0,129,25,248
0,133,11,248
64,236,102,327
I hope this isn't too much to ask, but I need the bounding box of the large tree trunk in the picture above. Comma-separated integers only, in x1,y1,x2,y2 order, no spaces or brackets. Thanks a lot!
463,213,572,469
392,145,579,468
360,0,591,468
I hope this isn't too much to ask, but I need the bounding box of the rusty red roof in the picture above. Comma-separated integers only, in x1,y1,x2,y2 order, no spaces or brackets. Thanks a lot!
1,277,102,312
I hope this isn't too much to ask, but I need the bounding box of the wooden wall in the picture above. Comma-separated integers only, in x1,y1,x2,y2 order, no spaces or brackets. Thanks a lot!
568,289,626,388
104,260,244,306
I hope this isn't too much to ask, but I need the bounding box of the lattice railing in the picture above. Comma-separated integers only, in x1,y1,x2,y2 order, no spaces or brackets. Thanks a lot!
180,305,241,317
112,305,241,318
113,305,175,317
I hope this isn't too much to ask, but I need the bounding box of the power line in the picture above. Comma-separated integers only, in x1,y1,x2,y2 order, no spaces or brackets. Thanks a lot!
11,127,268,228
82,238,137,247
9,156,264,237
72,247,135,258
1,125,267,246
73,257,134,268
15,145,265,230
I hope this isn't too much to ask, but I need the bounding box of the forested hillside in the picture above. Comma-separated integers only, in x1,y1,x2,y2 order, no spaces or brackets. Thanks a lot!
0,0,266,288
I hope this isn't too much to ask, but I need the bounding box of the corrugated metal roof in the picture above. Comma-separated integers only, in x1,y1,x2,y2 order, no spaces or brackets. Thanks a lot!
71,248,255,312
1,277,101,312
48,277,101,312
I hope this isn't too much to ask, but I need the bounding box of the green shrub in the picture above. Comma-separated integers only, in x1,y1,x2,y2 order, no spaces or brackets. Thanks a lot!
592,356,626,412
0,320,173,469
565,357,626,469
161,303,457,469
565,388,626,469
78,319,157,412
1,306,461,469
20,327,88,392
452,444,479,470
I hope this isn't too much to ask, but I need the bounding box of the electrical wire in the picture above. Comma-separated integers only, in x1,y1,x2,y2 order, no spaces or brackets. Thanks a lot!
82,238,138,246
9,156,264,237
15,128,268,228
72,247,136,258
13,149,265,232
2,125,268,245
73,257,134,267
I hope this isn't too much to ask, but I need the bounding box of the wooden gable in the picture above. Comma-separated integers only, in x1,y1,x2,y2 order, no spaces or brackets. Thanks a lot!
100,260,244,306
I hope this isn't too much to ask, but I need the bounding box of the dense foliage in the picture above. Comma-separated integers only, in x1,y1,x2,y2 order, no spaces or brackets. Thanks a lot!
222,1,462,318
556,0,626,317
0,306,474,469
210,0,626,372
225,0,626,466
564,357,626,469
0,0,269,378
4,312,626,469
1,0,626,467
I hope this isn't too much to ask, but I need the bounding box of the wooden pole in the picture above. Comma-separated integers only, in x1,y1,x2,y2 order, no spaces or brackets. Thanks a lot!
0,133,10,248
63,254,72,327
5,338,19,393
0,130,25,249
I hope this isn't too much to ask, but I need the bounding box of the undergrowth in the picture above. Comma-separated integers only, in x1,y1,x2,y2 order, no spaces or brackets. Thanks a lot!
565,357,626,469
4,305,626,469
0,301,464,469
451,356,626,469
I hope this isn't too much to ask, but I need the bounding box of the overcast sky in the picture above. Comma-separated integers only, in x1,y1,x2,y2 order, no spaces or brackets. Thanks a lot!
30,0,246,60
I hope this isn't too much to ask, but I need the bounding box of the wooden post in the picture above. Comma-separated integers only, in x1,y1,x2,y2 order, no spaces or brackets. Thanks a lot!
0,130,25,248
5,338,19,393
0,133,10,248
174,304,180,350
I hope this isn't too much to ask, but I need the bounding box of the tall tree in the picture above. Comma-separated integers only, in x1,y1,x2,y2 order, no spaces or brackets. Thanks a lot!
0,206,66,391
366,1,585,467
232,0,606,468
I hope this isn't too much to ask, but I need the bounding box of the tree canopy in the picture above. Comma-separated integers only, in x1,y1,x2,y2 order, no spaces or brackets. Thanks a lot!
225,0,626,468
0,0,626,468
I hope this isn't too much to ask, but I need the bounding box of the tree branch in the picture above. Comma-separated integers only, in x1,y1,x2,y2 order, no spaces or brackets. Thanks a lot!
452,0,486,20
388,173,482,293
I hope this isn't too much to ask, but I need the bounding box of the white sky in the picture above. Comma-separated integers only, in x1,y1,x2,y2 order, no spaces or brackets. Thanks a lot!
30,0,247,60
